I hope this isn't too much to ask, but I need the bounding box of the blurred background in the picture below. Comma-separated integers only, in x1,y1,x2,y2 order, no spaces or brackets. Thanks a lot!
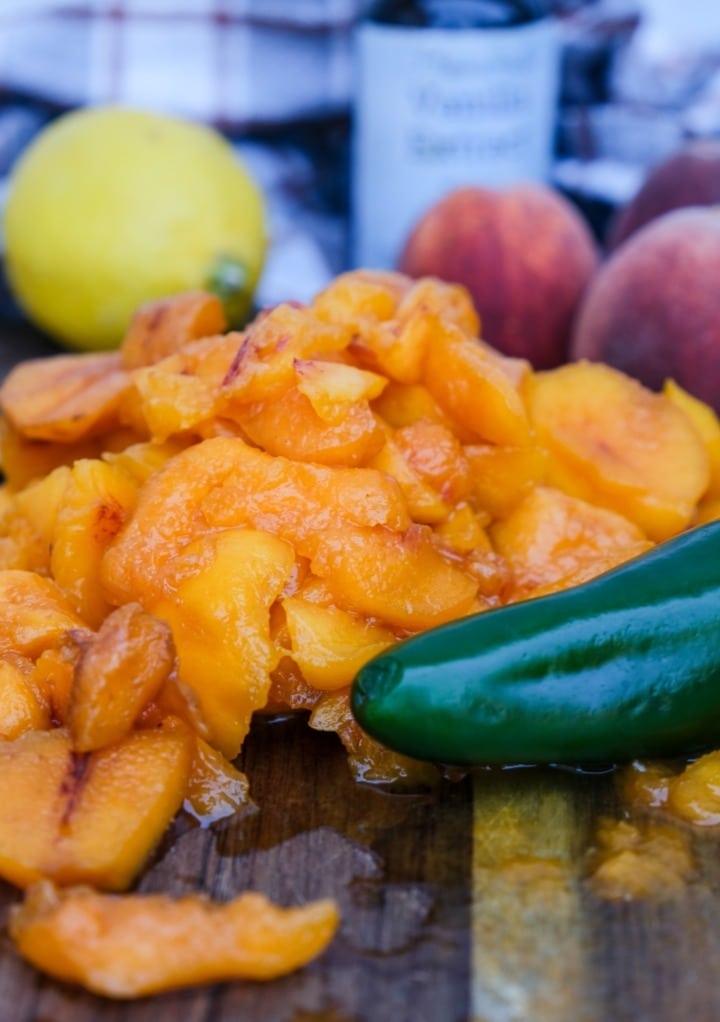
1,0,720,314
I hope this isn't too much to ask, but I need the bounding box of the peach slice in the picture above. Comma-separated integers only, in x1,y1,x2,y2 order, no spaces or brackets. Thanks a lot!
184,735,251,825
490,485,652,601
312,268,411,329
50,458,139,627
0,570,85,657
294,359,387,422
465,443,548,519
372,380,450,430
528,361,710,541
663,378,720,499
0,657,50,739
120,291,227,369
422,321,532,446
0,352,130,443
10,880,339,998
68,603,175,752
0,725,192,890
282,596,394,690
235,386,385,466
369,439,450,525
309,523,478,631
220,303,350,405
152,528,295,759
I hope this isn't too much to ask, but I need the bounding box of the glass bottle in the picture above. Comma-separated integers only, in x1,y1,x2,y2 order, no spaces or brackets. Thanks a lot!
351,0,560,269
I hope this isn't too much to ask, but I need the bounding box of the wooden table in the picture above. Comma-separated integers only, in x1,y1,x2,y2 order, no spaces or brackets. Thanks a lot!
0,314,719,1022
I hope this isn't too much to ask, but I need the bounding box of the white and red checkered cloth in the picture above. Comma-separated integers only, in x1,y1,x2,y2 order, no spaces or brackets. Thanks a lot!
0,2,368,310
0,1,364,129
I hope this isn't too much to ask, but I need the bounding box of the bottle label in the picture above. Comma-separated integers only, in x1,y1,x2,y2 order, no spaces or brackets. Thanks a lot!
351,20,560,269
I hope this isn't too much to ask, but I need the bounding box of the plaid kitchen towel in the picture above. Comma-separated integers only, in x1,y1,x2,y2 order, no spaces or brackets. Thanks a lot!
0,1,365,129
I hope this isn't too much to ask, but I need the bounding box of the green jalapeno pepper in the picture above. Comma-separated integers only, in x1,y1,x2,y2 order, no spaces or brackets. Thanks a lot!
350,519,720,767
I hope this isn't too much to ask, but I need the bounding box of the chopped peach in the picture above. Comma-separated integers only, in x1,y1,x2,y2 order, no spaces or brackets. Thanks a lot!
394,420,471,505
184,735,252,825
528,361,710,541
132,366,219,442
120,291,227,369
310,690,438,787
396,276,480,338
10,880,339,998
282,596,395,690
0,570,85,657
220,303,350,405
101,436,410,606
0,417,110,491
68,604,175,752
0,725,192,890
294,359,387,421
0,352,130,444
369,438,450,524
422,321,532,446
358,311,437,383
490,486,652,601
434,502,491,555
235,386,385,466
663,378,720,499
29,640,82,726
312,268,411,328
12,464,72,557
666,751,720,826
309,523,478,631
465,443,548,519
50,459,138,627
372,380,450,429
152,528,295,758
0,657,50,738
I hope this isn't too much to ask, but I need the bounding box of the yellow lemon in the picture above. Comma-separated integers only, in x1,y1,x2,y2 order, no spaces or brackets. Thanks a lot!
3,105,267,351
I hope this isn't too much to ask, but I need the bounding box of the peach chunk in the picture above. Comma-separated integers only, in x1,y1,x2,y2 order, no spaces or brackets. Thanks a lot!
235,386,385,466
0,570,85,657
666,751,720,826
372,381,450,430
184,735,251,825
465,443,548,519
120,291,227,369
0,417,115,492
309,523,478,631
528,361,710,540
0,657,50,738
220,303,350,405
10,880,339,998
0,725,192,890
282,596,395,690
50,458,139,627
0,352,130,443
101,436,409,606
369,438,450,524
490,486,652,601
294,359,387,421
422,320,532,446
663,378,720,500
152,528,295,759
68,604,176,752
312,268,412,329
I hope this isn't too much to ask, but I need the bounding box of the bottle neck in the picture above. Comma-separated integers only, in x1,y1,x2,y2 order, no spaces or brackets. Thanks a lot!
364,0,547,29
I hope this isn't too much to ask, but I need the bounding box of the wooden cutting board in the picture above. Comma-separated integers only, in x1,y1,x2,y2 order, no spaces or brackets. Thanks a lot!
1,321,719,1022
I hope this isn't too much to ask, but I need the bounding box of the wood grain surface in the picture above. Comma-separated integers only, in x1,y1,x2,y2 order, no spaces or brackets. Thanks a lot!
2,314,720,1022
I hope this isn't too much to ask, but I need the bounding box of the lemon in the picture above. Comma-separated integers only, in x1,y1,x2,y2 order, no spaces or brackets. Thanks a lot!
3,105,267,351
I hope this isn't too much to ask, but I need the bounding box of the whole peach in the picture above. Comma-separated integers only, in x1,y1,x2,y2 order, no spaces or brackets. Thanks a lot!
607,139,720,251
398,184,599,369
571,207,720,412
